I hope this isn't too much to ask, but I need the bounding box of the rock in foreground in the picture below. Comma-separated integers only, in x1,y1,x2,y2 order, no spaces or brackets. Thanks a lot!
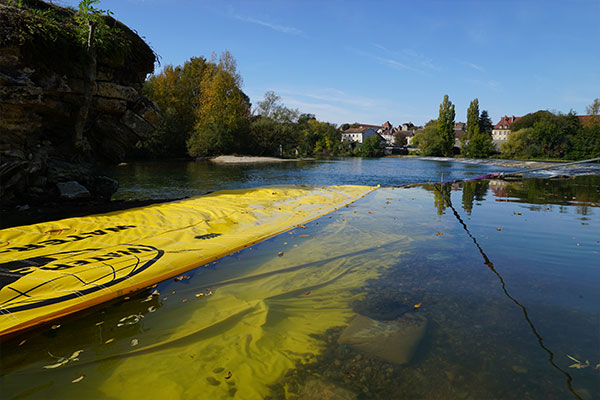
339,313,427,365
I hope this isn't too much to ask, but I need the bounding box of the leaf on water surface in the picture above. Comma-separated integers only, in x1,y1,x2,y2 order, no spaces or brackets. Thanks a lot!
299,234,310,238
298,224,307,229
105,338,114,344
72,375,85,383
195,293,204,298
147,306,156,313
436,232,442,236
131,339,138,347
497,228,502,231
151,290,160,296
141,296,153,303
68,350,83,360
283,242,288,245
18,340,26,346
567,354,581,363
277,252,284,257
43,360,68,369
95,321,104,326
414,302,422,309
304,291,311,296
225,371,232,379
51,324,61,330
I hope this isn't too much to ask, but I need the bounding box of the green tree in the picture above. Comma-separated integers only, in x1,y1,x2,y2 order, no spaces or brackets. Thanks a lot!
394,132,407,147
461,98,480,156
361,135,384,157
501,128,531,158
188,51,250,157
437,94,456,157
478,110,493,134
415,124,443,156
142,57,209,157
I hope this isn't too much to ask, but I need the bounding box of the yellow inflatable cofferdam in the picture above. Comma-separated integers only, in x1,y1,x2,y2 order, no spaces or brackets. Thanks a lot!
0,185,377,336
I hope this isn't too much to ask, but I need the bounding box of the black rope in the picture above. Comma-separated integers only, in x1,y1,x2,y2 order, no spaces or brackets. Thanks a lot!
433,183,583,400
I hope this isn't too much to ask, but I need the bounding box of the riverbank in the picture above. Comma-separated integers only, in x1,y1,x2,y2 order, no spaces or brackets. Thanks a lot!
210,155,315,164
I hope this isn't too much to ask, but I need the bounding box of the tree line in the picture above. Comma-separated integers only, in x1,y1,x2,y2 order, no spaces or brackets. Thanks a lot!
135,53,356,159
412,95,599,161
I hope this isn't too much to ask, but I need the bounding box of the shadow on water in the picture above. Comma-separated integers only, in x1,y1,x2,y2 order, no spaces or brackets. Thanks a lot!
433,181,583,400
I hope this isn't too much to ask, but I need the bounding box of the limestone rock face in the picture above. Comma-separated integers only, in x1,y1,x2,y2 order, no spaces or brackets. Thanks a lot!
339,313,427,365
0,1,159,206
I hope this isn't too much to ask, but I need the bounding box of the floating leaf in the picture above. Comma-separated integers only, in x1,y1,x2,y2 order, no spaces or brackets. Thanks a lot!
195,293,205,298
299,234,310,238
207,290,213,296
277,252,284,257
131,339,138,347
414,302,422,309
496,228,502,231
368,211,374,214
283,242,288,245
298,224,306,229
95,321,104,326
225,371,233,379
68,350,83,360
141,296,153,303
72,375,85,383
147,306,156,313
151,290,160,296
105,338,114,344
182,299,188,303
51,324,61,330
43,360,68,369
567,354,581,363
436,232,442,236
18,339,26,346
304,291,311,296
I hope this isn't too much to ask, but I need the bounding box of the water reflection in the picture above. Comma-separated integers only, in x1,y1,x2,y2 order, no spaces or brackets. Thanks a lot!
433,182,583,400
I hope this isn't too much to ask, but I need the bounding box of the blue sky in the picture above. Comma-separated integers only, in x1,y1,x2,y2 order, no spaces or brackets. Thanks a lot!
61,0,599,126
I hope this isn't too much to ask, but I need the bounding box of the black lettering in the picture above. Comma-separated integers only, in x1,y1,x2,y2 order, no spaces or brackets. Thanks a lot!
90,256,114,262
118,247,152,255
81,230,107,236
40,264,73,271
39,239,69,246
11,244,45,252
73,260,92,266
67,235,92,242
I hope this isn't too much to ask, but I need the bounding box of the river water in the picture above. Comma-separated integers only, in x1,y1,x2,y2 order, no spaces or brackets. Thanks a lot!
1,157,599,399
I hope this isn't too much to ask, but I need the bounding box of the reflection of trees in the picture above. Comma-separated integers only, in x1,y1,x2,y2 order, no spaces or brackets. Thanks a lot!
488,176,600,216
461,181,489,215
433,184,451,215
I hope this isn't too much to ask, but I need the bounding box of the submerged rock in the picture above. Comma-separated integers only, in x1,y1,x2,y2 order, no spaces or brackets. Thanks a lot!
338,313,427,365
298,378,357,400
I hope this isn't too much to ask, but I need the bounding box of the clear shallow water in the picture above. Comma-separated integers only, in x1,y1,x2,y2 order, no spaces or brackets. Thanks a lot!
1,160,599,399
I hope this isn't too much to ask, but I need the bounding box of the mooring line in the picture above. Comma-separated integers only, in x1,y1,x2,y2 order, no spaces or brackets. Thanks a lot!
433,183,583,400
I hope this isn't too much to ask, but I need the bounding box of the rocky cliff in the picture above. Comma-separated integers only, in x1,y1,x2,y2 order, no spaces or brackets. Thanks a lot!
0,0,159,206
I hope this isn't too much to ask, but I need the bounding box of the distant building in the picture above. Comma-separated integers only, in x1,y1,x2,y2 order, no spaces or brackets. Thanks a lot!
492,115,521,149
454,122,466,148
341,127,379,144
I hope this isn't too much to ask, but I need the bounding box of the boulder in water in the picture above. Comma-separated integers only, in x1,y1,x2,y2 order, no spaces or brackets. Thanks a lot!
338,313,427,365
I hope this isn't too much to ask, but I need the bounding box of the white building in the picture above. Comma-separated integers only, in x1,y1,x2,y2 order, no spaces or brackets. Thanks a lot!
341,127,379,144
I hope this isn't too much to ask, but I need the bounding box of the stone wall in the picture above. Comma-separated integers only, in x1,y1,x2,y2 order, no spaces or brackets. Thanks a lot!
0,1,159,206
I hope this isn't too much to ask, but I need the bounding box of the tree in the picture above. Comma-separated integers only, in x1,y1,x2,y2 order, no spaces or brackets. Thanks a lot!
188,51,250,157
416,124,443,156
478,110,493,134
254,91,300,123
437,94,456,157
73,0,111,154
361,135,384,157
142,57,209,157
461,98,480,156
394,132,407,147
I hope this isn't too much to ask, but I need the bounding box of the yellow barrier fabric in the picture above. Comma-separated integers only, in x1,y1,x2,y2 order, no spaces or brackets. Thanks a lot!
0,185,377,336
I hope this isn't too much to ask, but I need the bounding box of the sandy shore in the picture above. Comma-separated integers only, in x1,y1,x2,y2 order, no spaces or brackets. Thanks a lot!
210,155,312,164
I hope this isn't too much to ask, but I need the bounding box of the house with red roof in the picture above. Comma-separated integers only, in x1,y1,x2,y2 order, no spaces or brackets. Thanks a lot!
492,115,521,148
